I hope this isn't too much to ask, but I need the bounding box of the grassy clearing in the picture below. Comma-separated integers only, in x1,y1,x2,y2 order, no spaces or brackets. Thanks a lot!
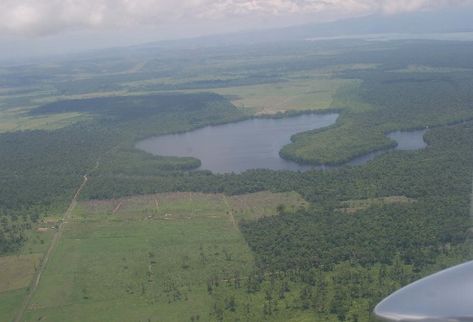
0,107,88,133
227,191,308,221
0,254,42,293
213,78,355,114
0,254,42,321
0,289,28,322
21,191,306,322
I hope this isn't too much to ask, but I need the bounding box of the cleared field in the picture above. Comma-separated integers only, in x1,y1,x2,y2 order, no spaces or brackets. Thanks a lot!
20,191,307,322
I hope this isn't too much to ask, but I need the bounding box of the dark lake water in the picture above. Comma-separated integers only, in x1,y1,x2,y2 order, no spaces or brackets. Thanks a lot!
136,114,427,174
136,113,338,173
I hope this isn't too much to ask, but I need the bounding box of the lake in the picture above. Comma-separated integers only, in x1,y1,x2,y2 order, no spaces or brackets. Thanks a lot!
136,113,338,173
136,114,427,173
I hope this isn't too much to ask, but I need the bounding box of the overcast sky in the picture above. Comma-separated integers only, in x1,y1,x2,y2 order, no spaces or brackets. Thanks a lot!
1,0,473,61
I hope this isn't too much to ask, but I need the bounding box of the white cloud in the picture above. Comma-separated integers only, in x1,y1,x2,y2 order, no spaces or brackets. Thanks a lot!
0,0,471,36
377,0,467,14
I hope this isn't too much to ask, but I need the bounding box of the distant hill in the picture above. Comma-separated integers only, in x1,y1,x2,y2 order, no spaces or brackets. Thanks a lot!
290,8,473,38
142,8,473,48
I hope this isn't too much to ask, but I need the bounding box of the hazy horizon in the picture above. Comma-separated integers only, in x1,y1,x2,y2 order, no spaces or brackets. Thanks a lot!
1,0,473,62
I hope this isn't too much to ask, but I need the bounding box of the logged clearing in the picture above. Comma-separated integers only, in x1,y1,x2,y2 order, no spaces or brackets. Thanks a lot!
20,191,307,322
338,196,416,214
75,191,307,221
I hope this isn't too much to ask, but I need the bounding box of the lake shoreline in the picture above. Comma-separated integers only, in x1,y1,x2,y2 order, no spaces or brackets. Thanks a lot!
136,112,430,174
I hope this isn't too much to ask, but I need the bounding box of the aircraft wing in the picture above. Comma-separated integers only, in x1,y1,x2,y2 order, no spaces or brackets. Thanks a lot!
374,261,473,321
